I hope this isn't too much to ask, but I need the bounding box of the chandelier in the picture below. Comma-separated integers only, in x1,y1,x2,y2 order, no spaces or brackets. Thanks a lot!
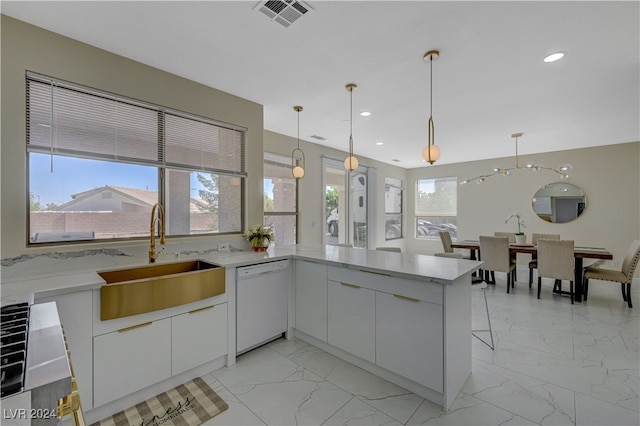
461,133,573,184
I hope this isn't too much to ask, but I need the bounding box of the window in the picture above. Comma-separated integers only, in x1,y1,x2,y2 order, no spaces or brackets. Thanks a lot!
263,152,297,246
415,177,457,240
26,73,246,244
384,177,403,240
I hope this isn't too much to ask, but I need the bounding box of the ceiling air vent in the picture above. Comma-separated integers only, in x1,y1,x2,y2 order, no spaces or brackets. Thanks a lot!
255,0,313,28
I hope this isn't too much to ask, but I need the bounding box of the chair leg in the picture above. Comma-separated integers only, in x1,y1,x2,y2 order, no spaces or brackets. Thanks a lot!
490,271,496,284
627,283,633,308
529,267,534,288
621,283,627,301
570,280,574,304
583,277,589,301
472,288,495,350
507,272,510,294
537,277,542,299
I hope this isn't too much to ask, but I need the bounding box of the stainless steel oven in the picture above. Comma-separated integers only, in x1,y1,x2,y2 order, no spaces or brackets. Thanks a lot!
1,302,84,425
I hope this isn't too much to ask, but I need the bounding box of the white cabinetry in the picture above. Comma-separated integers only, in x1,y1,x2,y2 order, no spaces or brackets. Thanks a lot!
36,291,94,410
294,260,327,341
327,280,375,363
376,292,443,392
172,303,227,375
93,318,172,407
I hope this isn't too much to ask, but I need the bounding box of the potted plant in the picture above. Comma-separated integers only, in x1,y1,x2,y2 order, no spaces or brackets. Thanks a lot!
243,225,274,252
505,212,527,244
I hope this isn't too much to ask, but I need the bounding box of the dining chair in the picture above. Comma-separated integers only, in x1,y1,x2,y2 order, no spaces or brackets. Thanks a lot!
479,236,516,293
583,240,640,308
435,252,494,349
439,231,470,259
528,233,560,287
494,231,518,282
376,247,401,252
537,239,575,304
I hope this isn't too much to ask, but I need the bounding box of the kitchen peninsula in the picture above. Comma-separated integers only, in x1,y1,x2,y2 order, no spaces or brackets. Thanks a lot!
1,244,482,416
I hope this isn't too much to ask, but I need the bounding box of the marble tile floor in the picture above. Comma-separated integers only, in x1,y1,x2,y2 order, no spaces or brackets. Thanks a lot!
201,275,639,426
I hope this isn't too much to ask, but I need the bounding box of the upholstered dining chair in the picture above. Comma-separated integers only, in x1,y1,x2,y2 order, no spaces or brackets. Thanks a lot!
583,240,640,308
376,247,401,252
537,239,575,304
528,233,561,287
494,231,518,282
435,252,494,349
479,236,516,293
439,231,469,258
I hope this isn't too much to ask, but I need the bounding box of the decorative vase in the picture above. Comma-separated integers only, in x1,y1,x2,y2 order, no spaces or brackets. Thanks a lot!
251,238,269,252
515,234,527,244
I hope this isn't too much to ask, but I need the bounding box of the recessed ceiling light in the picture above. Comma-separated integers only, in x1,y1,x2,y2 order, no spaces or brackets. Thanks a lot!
360,111,371,117
544,51,566,63
375,142,384,146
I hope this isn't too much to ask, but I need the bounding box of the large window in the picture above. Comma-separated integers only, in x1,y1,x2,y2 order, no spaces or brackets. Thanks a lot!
415,177,457,239
27,73,245,244
263,152,297,246
384,177,403,240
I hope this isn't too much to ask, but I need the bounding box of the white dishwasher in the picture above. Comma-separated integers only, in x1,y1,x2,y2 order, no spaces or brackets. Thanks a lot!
236,259,290,355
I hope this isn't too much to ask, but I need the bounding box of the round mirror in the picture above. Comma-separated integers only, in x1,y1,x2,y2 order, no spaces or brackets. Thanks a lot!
532,182,586,223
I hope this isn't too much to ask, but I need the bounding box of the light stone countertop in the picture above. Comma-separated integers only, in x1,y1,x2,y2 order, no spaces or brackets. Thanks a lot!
1,244,482,306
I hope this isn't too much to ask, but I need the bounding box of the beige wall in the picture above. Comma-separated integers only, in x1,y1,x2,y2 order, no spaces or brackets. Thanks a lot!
1,16,264,257
407,142,640,269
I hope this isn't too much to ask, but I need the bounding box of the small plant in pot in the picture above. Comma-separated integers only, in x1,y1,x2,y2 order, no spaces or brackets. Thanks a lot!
243,225,274,252
505,212,527,244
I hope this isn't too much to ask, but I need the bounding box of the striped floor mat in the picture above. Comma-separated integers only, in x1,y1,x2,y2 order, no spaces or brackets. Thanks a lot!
91,377,228,426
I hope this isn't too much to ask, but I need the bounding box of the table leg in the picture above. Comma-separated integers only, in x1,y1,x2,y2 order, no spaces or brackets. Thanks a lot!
574,257,584,303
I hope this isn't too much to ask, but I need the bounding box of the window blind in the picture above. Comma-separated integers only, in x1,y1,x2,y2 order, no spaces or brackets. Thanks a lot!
26,72,246,176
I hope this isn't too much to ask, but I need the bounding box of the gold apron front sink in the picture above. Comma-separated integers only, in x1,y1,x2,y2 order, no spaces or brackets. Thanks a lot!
99,260,225,321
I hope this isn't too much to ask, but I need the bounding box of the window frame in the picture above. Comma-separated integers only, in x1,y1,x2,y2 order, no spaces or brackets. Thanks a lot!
263,152,298,246
415,176,458,240
26,72,247,245
384,177,403,241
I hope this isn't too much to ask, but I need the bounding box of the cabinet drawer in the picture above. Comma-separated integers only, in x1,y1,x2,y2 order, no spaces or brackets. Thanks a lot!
328,266,442,304
172,303,227,375
93,318,171,407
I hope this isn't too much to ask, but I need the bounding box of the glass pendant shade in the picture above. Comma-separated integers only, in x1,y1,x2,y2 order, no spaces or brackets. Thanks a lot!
421,144,440,163
292,165,305,179
344,155,359,171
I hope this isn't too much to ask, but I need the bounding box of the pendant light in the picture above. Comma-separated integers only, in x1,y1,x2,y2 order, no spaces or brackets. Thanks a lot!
422,50,441,164
291,105,305,180
344,83,359,172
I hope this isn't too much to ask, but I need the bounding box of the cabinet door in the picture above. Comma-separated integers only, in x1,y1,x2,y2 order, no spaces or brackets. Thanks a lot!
172,303,227,375
376,292,443,392
294,260,328,341
36,291,94,410
93,318,171,407
328,280,375,363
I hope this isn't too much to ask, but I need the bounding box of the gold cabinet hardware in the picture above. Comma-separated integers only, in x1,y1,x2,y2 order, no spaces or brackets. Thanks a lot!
393,294,420,303
188,305,214,314
117,322,152,333
340,282,360,289
358,269,391,277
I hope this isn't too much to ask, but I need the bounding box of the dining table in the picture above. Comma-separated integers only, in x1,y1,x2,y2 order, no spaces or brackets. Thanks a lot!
450,240,613,303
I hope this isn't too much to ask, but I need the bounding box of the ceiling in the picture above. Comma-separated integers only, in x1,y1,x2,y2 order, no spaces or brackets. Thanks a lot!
3,1,639,169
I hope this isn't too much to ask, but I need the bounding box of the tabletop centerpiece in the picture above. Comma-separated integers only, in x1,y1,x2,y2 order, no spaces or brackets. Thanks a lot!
243,224,274,252
505,212,527,244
